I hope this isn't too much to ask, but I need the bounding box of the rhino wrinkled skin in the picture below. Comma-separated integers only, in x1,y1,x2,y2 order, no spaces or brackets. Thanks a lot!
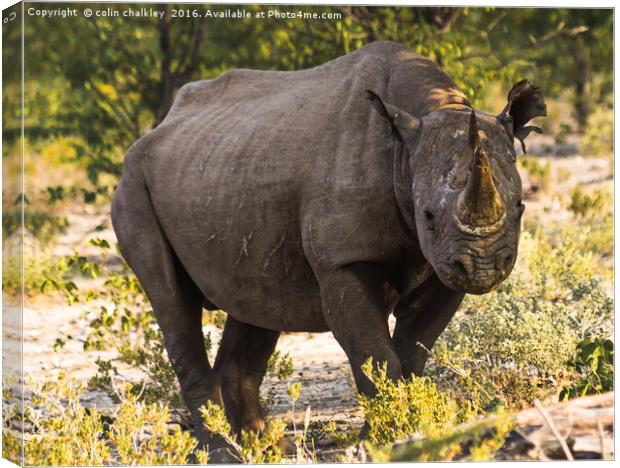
112,41,546,451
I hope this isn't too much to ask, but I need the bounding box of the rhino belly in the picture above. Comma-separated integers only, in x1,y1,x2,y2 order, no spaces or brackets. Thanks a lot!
176,224,327,332
149,170,328,332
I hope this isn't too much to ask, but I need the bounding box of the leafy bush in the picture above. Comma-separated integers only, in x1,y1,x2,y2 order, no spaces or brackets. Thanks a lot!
3,375,207,466
5,370,312,466
3,206,69,245
199,382,316,464
564,185,613,261
267,350,295,381
569,186,607,218
560,337,613,400
579,105,613,156
39,240,186,410
200,401,286,464
2,235,71,297
2,388,23,464
582,215,614,259
325,421,358,448
203,309,227,329
359,360,456,447
358,359,512,462
519,157,551,193
108,389,206,465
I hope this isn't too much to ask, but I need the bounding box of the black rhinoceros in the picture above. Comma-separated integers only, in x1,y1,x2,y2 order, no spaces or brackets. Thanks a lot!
112,41,546,451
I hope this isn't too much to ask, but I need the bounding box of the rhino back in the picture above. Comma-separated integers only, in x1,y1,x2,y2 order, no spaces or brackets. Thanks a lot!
132,41,465,331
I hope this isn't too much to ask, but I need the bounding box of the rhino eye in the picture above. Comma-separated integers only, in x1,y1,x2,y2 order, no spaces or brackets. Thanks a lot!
517,200,525,216
424,210,435,229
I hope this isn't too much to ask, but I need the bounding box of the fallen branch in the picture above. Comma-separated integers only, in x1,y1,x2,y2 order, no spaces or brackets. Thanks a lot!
534,400,574,460
380,392,614,462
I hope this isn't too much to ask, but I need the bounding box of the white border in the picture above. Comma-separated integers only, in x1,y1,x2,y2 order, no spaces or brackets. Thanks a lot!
0,2,616,468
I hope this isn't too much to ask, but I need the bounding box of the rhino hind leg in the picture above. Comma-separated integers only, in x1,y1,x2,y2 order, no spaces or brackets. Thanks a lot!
111,159,227,453
214,315,280,434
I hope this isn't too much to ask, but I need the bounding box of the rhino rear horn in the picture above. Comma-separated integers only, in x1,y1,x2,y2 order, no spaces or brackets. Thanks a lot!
366,90,421,141
468,110,481,151
497,79,547,154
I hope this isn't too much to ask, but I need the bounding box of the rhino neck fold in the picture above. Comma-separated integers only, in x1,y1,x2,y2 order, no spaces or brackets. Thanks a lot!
392,140,418,240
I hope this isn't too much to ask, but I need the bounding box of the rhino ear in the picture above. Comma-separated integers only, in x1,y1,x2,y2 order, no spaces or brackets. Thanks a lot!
366,90,421,142
498,80,547,154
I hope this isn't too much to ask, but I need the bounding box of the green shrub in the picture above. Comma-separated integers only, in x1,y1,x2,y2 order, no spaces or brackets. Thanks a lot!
108,389,205,465
560,337,613,400
203,309,227,329
40,242,186,409
325,421,358,448
358,359,512,462
359,360,456,447
2,236,71,297
569,186,607,218
579,106,613,156
519,156,551,192
6,368,314,466
571,213,613,261
564,185,613,261
200,381,316,464
2,388,23,464
200,401,286,464
3,207,69,244
3,375,207,466
267,350,294,381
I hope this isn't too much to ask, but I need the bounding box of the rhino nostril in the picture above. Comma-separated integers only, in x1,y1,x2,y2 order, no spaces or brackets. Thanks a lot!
453,260,468,278
497,252,513,272
451,255,473,280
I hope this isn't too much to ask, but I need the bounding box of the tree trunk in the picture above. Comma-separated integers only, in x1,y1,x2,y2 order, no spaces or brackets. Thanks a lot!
155,5,174,126
574,37,591,133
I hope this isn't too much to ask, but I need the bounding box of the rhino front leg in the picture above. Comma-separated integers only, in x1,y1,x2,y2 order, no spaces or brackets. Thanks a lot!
392,273,465,377
319,263,402,397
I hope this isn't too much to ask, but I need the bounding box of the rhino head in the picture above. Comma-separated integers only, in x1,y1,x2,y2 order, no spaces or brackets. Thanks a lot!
368,80,546,294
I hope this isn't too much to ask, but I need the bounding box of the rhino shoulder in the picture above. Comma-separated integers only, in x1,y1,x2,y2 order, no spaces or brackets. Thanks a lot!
356,40,418,56
351,41,427,67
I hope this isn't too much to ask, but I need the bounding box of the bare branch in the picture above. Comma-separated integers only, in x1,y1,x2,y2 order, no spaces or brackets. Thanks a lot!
534,400,574,461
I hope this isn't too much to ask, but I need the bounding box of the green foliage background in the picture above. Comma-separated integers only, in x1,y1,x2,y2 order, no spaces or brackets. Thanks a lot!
2,4,613,185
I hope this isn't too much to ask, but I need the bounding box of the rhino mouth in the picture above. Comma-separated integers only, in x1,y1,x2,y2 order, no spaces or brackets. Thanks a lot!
436,261,510,295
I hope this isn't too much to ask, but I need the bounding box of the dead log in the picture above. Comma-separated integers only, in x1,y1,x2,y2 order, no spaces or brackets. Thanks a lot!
502,392,614,460
383,392,614,462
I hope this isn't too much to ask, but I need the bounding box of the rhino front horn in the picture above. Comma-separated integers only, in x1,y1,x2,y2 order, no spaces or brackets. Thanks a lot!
456,113,506,234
